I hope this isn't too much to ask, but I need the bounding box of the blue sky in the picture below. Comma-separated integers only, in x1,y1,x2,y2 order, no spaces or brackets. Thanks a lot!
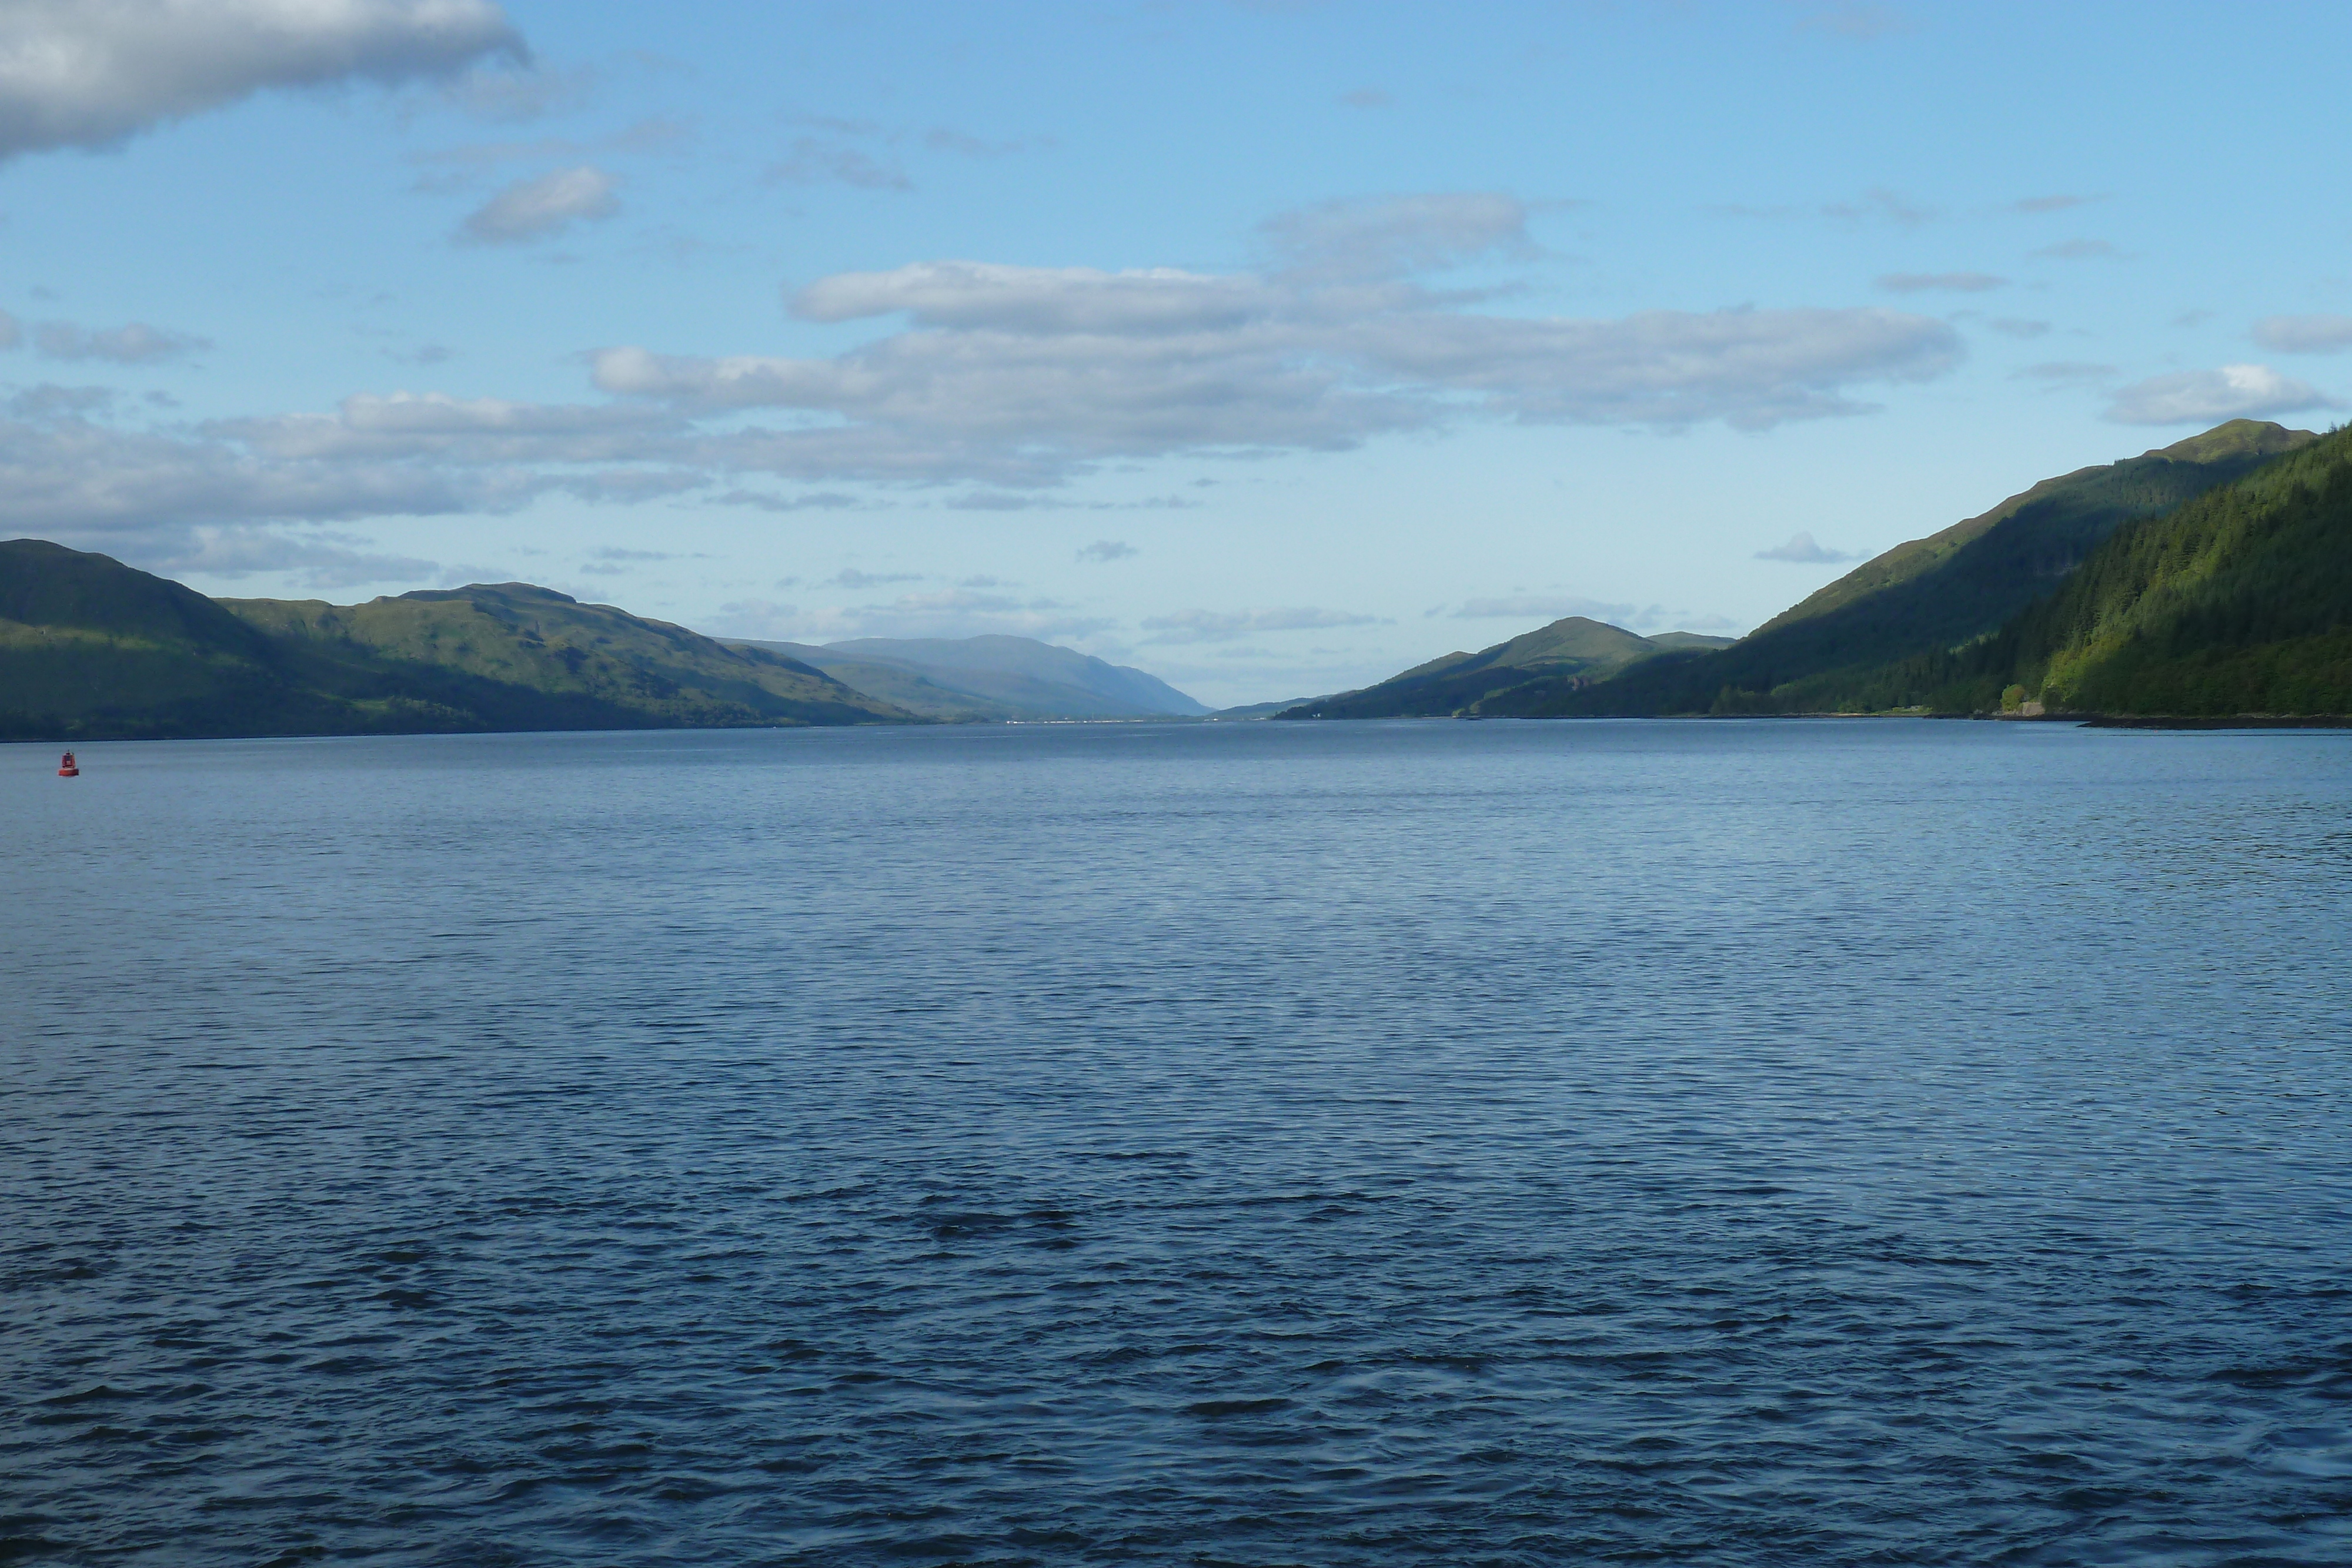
3,1,2347,706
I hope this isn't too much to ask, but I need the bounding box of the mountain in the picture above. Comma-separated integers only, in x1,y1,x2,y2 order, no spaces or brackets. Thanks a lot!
1272,618,1735,719
0,540,910,740
1905,423,2352,717
1211,697,1327,720
0,539,309,738
1503,420,2318,717
729,633,1209,720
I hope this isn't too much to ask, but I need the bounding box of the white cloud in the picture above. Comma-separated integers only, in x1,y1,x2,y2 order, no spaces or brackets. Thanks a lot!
1259,192,1535,281
1755,531,1863,563
0,410,500,539
0,309,18,348
1139,607,1383,644
2104,363,2339,425
2251,315,2352,355
213,389,676,462
6,383,114,417
1876,272,2005,293
459,165,617,244
1076,539,1138,563
159,526,440,589
0,0,522,159
0,196,1969,548
766,136,909,190
709,489,864,512
791,260,1281,335
719,587,1113,644
596,243,1960,482
34,319,209,362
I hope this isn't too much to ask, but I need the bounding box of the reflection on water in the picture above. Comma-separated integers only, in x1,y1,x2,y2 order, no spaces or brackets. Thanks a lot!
5,720,2350,1565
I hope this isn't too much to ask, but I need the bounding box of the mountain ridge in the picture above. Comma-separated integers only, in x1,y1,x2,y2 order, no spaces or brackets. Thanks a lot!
0,542,913,740
1880,423,2352,717
725,633,1208,720
1273,617,1735,719
1502,420,2319,717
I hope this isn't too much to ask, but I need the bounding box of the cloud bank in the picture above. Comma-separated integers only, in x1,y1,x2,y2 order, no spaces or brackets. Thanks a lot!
459,165,617,243
1755,531,1862,563
590,205,1960,484
0,0,523,159
32,320,209,362
2105,364,2338,425
718,589,1112,644
2251,315,2352,355
6,196,1967,568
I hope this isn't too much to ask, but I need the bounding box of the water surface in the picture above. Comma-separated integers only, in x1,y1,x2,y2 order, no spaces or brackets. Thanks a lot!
5,719,2349,1565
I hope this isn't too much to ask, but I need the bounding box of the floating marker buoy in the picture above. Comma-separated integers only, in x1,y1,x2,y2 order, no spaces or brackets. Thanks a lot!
57,751,78,778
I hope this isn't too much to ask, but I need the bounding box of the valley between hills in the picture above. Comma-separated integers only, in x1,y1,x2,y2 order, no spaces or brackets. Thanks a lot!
5,417,2348,742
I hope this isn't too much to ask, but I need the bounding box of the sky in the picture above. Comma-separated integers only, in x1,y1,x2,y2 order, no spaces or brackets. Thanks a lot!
2,1,2348,707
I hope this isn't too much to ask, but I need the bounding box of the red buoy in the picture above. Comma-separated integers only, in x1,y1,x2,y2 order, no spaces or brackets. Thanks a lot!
57,751,78,778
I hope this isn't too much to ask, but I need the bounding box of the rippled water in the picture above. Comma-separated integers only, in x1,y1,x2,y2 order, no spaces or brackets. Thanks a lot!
5,718,2351,1566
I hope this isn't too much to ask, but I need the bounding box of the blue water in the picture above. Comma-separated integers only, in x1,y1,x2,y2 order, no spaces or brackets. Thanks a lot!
5,719,2350,1566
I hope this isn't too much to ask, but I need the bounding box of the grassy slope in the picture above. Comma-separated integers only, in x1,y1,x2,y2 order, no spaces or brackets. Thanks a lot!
1946,424,2352,716
1274,617,1705,719
0,541,911,739
1512,420,2317,717
230,586,907,731
0,539,337,738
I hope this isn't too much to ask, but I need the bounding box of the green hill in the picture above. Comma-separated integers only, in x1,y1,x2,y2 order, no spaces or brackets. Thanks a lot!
1272,617,1733,719
1901,424,2352,717
1502,419,2317,717
0,539,297,737
0,540,911,740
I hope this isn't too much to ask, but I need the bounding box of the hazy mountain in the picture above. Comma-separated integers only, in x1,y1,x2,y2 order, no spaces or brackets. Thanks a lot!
0,541,910,740
1210,697,1328,720
1502,419,2318,717
1274,617,1735,719
730,633,1209,720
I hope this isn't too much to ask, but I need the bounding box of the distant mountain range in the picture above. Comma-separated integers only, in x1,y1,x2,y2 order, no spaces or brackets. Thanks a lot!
0,543,1207,741
12,416,2347,740
0,541,911,740
728,634,1208,720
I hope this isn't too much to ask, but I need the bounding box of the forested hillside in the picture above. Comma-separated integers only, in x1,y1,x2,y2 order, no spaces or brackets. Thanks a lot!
1501,420,2316,717
1919,424,2352,717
